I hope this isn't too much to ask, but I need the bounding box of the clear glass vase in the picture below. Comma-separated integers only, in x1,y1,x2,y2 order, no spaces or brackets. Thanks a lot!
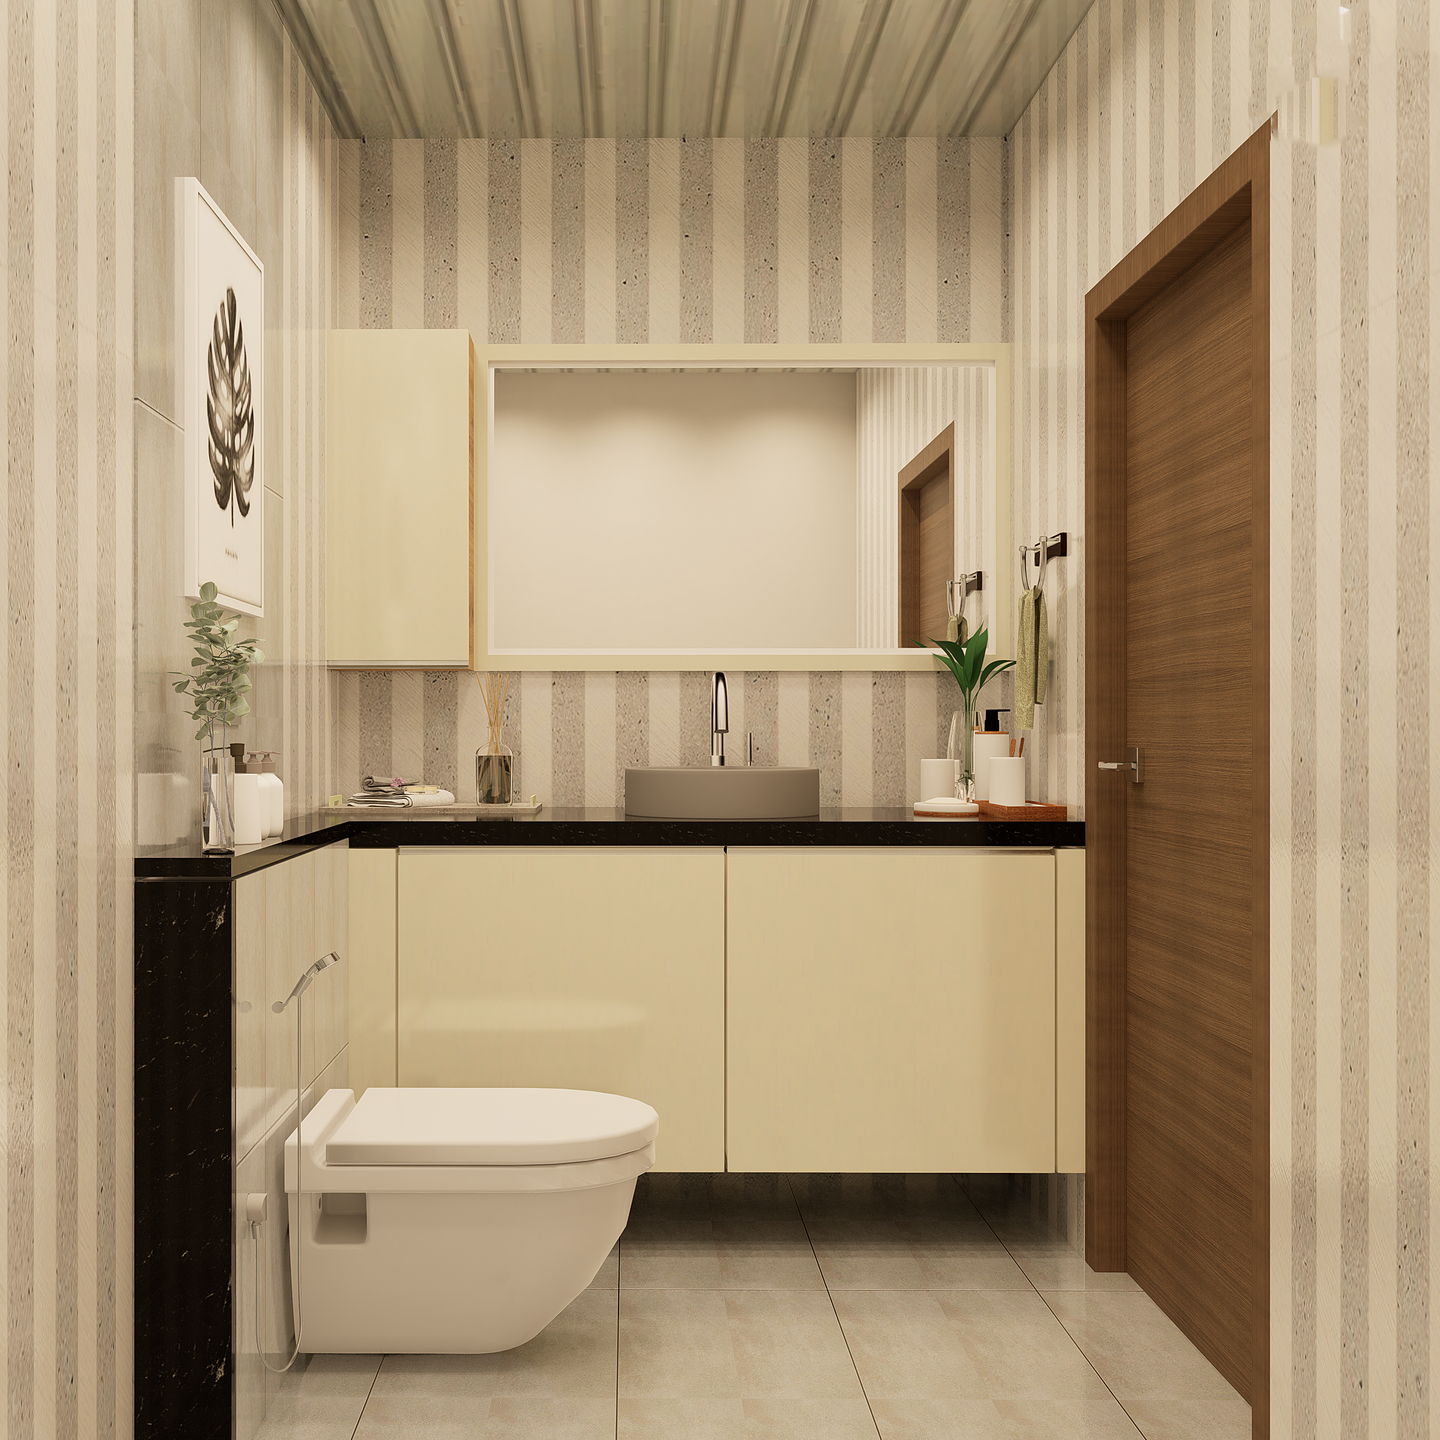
947,697,978,802
200,720,236,852
475,728,515,805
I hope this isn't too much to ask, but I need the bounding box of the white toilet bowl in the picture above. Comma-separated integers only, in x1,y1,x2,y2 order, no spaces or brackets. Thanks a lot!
284,1086,657,1353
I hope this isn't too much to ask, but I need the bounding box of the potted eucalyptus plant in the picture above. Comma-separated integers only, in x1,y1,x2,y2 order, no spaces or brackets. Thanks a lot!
918,626,1016,802
171,581,264,852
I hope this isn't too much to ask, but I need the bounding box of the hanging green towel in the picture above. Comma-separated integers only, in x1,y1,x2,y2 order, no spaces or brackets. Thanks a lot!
1014,586,1048,730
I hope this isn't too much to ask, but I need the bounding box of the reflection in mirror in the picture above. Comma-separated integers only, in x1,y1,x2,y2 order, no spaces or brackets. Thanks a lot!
488,361,1000,661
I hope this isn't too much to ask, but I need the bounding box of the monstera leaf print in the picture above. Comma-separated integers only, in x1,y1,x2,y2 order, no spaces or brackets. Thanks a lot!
207,287,255,526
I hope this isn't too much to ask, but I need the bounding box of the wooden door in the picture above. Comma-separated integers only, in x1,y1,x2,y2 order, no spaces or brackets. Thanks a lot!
1085,119,1270,1435
1124,218,1254,1397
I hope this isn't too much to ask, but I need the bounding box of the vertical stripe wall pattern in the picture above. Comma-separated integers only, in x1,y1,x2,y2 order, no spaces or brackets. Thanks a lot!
134,1,338,831
132,4,339,1435
1007,0,1439,1433
333,137,1007,811
337,667,974,813
335,136,1005,349
4,0,135,1433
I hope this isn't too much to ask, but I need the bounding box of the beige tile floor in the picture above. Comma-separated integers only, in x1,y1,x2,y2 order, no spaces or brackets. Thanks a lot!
255,1174,1251,1440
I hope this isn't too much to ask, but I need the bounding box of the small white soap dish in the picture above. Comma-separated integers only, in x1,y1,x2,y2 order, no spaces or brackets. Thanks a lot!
913,797,980,817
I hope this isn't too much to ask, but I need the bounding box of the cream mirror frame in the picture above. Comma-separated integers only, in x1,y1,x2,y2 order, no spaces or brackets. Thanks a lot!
477,342,1011,672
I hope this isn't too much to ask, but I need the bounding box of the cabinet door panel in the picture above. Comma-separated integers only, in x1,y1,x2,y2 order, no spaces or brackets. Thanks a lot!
327,330,473,668
398,847,725,1171
349,849,398,1095
727,848,1056,1173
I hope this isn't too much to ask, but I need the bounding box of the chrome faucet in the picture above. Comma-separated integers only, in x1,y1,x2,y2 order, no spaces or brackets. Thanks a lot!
711,672,729,767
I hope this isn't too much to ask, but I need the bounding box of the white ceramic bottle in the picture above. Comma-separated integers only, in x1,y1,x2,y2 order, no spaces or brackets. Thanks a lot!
250,754,285,837
254,772,279,837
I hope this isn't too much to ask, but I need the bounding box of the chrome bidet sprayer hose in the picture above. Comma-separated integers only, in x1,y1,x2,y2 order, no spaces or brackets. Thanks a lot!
253,952,340,1375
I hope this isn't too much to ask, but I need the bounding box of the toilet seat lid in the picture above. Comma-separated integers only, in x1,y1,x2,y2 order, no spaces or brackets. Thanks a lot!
325,1087,660,1166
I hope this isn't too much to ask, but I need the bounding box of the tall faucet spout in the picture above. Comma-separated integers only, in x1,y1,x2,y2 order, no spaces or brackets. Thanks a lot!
711,672,729,767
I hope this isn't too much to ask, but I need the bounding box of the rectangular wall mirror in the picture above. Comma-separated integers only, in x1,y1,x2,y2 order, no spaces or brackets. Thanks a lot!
478,344,1010,671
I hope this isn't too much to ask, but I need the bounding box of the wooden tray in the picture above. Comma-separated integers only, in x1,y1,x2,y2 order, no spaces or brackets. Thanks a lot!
977,800,1069,821
331,800,543,815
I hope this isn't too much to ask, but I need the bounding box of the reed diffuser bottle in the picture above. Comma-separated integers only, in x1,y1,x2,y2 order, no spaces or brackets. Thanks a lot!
475,672,515,804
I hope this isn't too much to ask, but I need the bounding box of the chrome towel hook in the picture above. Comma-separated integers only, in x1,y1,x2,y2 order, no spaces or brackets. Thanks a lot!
1019,533,1069,591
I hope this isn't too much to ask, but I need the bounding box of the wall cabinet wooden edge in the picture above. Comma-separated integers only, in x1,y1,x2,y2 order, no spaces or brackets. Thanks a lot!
326,330,475,670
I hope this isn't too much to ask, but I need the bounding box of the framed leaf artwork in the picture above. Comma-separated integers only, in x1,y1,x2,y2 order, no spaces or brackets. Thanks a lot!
179,177,264,616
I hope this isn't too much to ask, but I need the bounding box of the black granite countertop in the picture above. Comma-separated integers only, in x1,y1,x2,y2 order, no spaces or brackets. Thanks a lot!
134,806,1086,879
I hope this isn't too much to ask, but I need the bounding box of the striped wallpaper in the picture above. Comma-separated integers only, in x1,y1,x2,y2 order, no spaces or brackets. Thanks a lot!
3,0,135,1434
332,137,1013,810
1008,0,1438,1432
131,0,344,1434
337,136,1006,346
134,0,339,833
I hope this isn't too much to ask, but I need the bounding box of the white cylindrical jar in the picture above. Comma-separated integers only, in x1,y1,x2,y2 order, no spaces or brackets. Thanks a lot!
971,734,1012,801
988,755,1027,808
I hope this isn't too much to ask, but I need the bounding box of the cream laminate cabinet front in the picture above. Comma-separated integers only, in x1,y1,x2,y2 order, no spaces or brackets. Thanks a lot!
396,847,725,1171
726,847,1057,1174
327,330,474,669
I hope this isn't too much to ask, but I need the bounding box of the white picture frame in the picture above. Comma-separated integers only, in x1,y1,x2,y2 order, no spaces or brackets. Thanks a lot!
179,177,264,616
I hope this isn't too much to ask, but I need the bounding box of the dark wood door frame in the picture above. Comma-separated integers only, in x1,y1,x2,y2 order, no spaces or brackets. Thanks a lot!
897,423,955,647
1084,119,1271,1436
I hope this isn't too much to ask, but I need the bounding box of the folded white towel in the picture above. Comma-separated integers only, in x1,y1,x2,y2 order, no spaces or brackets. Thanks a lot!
347,787,456,808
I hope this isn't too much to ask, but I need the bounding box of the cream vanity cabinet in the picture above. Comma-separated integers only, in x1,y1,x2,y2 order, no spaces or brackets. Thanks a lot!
326,330,474,668
349,844,1085,1175
233,842,350,1158
377,847,727,1172
727,848,1065,1174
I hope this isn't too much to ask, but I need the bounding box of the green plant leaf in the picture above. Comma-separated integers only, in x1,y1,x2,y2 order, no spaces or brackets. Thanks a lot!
978,658,1017,691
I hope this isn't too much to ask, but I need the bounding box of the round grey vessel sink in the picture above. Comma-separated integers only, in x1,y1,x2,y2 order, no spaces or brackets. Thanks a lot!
624,766,820,820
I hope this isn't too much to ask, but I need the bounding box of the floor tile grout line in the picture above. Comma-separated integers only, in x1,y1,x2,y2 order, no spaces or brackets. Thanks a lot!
1028,1286,1153,1439
966,1179,1150,1440
346,1354,385,1440
786,1174,884,1440
955,1173,1042,1297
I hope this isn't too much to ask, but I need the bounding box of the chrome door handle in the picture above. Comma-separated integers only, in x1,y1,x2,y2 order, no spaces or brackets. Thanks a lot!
1098,747,1143,783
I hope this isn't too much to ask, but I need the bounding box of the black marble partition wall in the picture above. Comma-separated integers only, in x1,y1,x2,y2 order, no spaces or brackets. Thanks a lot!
133,832,352,1440
134,877,234,1440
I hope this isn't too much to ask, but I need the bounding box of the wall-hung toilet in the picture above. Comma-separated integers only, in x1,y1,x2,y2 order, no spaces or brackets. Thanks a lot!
285,1086,657,1353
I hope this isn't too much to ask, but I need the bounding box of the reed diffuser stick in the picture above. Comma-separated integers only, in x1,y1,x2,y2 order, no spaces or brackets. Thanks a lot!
477,671,511,753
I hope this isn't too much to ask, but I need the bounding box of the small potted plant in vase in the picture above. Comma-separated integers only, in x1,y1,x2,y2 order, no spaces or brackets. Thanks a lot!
919,626,1016,803
171,581,264,853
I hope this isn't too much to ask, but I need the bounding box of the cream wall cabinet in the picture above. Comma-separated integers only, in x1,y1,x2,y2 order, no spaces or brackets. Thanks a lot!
727,848,1057,1173
326,330,474,668
395,847,726,1171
